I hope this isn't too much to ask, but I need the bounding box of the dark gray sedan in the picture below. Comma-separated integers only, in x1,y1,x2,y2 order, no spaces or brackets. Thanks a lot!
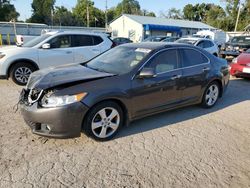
20,43,230,141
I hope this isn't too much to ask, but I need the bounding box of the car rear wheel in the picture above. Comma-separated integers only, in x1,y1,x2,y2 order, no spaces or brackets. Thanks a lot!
83,101,124,141
201,82,220,108
10,62,36,86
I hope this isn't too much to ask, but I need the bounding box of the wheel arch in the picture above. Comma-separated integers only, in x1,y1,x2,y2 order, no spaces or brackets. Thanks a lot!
206,78,223,97
7,59,39,78
83,98,130,128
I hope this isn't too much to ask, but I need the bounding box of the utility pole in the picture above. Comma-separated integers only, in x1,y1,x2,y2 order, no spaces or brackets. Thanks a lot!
87,1,90,27
234,1,241,32
105,0,108,30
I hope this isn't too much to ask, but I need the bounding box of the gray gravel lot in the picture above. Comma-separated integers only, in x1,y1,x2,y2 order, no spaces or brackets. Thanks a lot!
0,78,250,188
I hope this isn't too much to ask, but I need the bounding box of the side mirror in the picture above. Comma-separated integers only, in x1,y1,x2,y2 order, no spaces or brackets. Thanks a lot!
137,68,156,79
42,43,50,49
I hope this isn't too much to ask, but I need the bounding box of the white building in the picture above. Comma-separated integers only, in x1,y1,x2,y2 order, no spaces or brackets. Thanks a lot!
109,14,215,42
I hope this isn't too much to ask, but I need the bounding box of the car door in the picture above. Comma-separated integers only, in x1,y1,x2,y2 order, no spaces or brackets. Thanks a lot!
131,49,182,117
178,48,211,103
38,35,74,69
72,35,101,64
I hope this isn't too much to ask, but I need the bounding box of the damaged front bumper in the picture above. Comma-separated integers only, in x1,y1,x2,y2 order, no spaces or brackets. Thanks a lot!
20,89,89,138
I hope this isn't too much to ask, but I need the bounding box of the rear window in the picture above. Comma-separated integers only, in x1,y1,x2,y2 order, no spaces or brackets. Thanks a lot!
93,36,103,45
72,35,93,47
180,49,209,67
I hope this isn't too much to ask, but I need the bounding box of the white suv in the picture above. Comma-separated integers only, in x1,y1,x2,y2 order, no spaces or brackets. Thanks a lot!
0,31,114,85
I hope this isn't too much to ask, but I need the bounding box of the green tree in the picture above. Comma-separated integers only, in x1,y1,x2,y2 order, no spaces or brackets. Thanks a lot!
0,0,19,21
141,9,156,17
29,0,55,24
73,0,105,27
205,5,227,29
183,3,212,21
162,8,182,19
115,0,141,16
53,6,78,26
183,4,196,20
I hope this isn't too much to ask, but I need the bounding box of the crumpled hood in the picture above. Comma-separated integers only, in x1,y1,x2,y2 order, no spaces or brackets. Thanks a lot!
26,64,115,90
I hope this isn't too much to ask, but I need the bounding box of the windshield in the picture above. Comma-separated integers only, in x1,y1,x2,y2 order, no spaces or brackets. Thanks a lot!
22,34,52,47
85,46,151,74
230,36,250,44
175,38,197,45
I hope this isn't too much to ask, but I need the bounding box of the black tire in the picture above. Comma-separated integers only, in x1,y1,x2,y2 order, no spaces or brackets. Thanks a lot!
213,53,218,57
83,101,124,141
201,81,220,108
9,62,36,86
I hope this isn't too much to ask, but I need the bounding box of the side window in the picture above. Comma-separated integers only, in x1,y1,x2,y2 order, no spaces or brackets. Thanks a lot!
202,41,214,48
49,35,71,49
197,41,205,48
180,49,209,67
146,50,178,74
93,36,103,45
72,35,94,47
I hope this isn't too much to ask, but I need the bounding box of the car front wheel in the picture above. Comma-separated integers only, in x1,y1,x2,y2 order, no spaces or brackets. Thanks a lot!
10,62,36,86
201,82,220,108
83,101,124,141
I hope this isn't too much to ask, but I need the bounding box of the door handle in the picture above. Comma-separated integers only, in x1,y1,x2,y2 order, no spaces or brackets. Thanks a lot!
203,67,210,72
66,51,72,54
171,75,182,80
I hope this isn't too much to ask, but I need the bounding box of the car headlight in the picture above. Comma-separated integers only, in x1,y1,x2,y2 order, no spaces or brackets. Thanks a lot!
41,92,87,108
232,58,238,64
0,53,5,59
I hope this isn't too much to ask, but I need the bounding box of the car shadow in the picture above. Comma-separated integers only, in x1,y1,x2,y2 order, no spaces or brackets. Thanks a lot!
116,78,250,139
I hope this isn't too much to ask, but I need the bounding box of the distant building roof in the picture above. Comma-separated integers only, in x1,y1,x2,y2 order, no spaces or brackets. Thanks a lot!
112,14,215,30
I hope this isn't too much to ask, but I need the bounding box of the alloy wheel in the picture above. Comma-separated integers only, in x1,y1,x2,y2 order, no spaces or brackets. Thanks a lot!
205,84,219,106
14,67,32,84
91,107,120,139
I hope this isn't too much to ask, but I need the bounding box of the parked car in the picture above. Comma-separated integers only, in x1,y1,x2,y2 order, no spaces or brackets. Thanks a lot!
230,48,250,78
112,37,133,46
194,30,229,48
220,35,250,58
0,31,113,85
20,43,230,141
175,37,219,56
143,36,169,42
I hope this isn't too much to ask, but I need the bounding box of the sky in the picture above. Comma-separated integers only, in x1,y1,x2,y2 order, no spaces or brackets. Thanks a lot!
13,0,226,21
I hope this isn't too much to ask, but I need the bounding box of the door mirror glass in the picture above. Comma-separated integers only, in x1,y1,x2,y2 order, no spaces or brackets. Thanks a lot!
42,43,50,49
137,68,156,79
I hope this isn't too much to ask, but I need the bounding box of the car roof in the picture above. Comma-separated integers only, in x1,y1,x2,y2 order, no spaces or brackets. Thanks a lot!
121,42,197,50
45,30,108,37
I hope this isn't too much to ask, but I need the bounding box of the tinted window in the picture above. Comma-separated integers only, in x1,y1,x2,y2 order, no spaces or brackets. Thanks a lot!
180,49,209,67
93,36,103,45
197,41,205,48
146,50,178,74
49,35,71,49
72,35,93,47
204,41,214,48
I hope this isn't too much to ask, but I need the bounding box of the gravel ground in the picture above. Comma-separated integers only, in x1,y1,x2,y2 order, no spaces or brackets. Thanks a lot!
0,78,249,188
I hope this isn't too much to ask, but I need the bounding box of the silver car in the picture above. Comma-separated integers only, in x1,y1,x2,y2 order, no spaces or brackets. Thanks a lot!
176,37,219,56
